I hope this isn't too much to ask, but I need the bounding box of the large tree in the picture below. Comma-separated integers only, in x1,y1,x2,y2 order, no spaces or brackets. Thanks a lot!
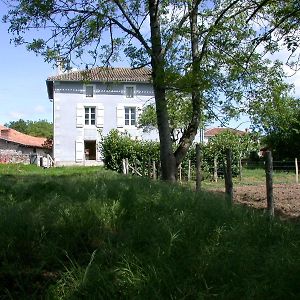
5,119,53,138
3,0,300,181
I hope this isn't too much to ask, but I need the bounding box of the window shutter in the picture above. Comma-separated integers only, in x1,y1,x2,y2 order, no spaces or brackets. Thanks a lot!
75,139,84,162
116,105,124,128
96,104,104,128
136,105,143,125
76,104,84,128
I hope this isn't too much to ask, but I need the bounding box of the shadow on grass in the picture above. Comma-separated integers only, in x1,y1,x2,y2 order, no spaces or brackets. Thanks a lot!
0,168,300,299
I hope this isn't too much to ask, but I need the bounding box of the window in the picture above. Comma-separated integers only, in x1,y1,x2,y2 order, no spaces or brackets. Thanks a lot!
125,107,136,126
85,107,96,125
84,140,96,160
125,86,134,98
86,85,94,97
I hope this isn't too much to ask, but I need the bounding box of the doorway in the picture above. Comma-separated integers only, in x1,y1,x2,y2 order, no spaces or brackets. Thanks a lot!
84,140,96,160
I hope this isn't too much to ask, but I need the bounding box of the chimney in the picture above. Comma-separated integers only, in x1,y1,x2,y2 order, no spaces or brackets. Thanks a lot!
0,129,10,139
56,58,65,75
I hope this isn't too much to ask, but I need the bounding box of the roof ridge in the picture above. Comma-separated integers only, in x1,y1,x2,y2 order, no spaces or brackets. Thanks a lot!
0,124,48,148
47,66,152,82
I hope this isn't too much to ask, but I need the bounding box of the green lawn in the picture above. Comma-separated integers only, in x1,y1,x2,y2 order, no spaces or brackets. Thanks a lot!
0,164,300,299
199,167,298,191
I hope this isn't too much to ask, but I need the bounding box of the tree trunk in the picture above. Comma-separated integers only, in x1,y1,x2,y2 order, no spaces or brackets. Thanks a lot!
174,0,202,167
148,0,176,181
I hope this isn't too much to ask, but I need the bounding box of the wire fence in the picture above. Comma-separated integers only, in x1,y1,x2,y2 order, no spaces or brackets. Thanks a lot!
121,157,299,184
121,152,299,218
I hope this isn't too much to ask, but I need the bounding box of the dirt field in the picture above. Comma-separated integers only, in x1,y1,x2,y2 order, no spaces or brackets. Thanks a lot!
232,184,300,220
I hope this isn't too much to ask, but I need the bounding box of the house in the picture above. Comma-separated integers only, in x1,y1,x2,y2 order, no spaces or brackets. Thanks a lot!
0,125,50,164
46,67,156,166
204,127,247,143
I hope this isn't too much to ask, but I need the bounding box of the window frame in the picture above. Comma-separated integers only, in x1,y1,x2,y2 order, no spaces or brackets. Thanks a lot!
124,106,137,127
124,85,135,99
84,106,96,126
84,84,96,98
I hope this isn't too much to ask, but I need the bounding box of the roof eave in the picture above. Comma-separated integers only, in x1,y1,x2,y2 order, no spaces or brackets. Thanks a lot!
0,137,47,149
46,80,54,100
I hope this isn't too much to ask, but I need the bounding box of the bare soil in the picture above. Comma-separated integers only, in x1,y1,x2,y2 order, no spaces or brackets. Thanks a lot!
232,184,300,220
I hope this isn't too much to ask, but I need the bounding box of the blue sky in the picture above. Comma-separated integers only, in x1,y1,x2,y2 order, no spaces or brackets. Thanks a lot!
0,3,55,125
0,2,299,130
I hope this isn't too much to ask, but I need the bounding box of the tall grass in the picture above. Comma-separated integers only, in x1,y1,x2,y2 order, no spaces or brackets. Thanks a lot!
0,164,299,299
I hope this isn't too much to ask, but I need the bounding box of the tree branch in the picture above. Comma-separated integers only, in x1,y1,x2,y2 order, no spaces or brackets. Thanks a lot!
112,0,151,53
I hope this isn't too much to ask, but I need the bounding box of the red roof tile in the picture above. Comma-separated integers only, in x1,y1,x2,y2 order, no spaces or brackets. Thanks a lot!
47,67,152,82
0,125,49,148
204,127,246,137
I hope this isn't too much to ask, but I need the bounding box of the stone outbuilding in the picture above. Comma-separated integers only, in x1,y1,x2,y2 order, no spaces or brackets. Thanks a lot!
0,124,51,164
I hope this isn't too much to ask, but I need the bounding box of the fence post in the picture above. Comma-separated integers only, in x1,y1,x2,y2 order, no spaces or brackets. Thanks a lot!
125,158,129,175
122,159,126,174
265,151,274,217
213,156,218,182
179,163,182,182
295,158,299,184
196,144,202,191
238,155,242,181
188,160,191,182
148,159,151,178
224,149,233,205
153,161,157,180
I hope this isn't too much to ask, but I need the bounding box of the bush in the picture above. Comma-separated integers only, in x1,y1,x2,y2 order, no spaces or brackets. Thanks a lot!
99,130,160,174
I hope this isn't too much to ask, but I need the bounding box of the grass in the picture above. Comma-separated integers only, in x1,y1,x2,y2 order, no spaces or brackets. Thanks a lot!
200,167,298,190
0,164,300,299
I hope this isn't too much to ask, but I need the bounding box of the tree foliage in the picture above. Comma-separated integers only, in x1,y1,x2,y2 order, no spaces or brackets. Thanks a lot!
3,0,300,180
5,119,53,138
250,93,300,160
206,130,259,161
100,129,160,173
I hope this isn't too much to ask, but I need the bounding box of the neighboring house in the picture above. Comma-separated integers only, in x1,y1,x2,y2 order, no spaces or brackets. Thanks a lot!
0,125,50,164
46,67,156,166
204,127,246,144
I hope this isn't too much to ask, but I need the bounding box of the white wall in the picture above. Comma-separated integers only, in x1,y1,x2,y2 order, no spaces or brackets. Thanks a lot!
53,81,156,165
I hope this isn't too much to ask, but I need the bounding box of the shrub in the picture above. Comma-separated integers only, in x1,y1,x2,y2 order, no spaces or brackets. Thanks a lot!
99,130,160,174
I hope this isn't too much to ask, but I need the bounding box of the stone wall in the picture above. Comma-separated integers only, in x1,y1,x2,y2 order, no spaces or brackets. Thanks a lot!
0,149,30,164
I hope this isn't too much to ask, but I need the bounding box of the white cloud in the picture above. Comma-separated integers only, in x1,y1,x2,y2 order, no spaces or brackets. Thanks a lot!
34,105,46,113
9,111,24,120
259,43,300,97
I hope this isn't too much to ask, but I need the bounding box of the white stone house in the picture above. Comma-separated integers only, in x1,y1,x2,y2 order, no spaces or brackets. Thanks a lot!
46,67,156,166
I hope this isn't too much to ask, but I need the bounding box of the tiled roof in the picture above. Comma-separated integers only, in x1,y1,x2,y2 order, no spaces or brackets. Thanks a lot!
204,127,246,137
0,125,49,148
47,67,152,82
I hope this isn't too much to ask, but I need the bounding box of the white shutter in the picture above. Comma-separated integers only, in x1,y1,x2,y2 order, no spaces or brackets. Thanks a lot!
96,104,104,128
76,104,84,128
136,105,143,126
116,105,124,128
75,139,84,162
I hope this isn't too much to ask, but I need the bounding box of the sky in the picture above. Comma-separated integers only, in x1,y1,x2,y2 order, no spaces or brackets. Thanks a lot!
0,2,300,130
0,3,55,125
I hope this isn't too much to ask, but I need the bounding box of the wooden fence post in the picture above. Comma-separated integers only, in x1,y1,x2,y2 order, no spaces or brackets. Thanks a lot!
238,155,242,181
125,158,129,175
179,163,182,182
213,156,218,182
188,160,191,182
295,158,299,184
148,159,151,178
224,149,233,205
265,151,274,217
122,159,126,174
196,144,202,191
153,161,157,180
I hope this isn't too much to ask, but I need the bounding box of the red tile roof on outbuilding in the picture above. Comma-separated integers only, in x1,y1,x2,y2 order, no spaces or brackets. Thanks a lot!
204,127,246,137
0,125,49,148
